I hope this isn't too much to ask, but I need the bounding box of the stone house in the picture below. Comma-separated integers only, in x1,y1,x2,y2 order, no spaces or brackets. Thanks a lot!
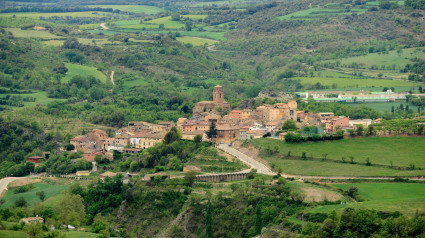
20,216,44,224
215,124,240,143
70,136,98,153
114,135,130,147
139,132,166,149
181,120,211,132
324,116,349,133
28,156,43,163
229,110,242,121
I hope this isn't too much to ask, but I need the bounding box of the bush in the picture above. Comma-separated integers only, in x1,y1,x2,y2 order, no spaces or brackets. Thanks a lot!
14,184,35,194
15,197,27,207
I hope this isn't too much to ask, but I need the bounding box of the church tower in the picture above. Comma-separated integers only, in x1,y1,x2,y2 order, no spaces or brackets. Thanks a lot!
213,85,224,104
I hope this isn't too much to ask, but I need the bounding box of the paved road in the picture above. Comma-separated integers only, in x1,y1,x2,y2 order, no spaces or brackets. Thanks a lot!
217,144,275,175
0,177,24,197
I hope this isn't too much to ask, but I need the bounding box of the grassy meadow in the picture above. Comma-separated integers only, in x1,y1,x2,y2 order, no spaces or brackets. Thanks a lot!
88,5,164,14
0,91,66,109
1,183,68,208
311,182,425,217
254,137,425,176
63,63,107,83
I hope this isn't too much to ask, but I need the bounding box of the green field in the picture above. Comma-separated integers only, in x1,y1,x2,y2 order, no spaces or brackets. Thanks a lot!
43,38,113,47
311,183,425,217
147,30,227,41
63,63,107,83
254,137,425,176
349,102,421,113
0,91,66,109
88,5,164,14
62,231,102,238
0,11,110,18
295,76,421,88
335,47,425,69
122,78,149,89
1,183,68,208
278,7,367,21
176,36,218,46
0,230,26,238
117,15,207,29
79,23,101,30
6,28,59,39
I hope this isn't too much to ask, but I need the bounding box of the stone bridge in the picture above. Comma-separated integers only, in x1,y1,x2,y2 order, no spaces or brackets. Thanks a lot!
196,171,249,182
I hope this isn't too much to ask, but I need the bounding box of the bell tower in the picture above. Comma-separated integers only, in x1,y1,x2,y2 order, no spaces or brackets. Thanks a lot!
213,85,224,104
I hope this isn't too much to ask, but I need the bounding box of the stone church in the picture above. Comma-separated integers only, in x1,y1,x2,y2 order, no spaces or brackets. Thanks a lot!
193,85,231,116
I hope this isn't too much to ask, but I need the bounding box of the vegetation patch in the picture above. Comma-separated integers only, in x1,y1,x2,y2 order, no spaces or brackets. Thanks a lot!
176,36,218,46
87,5,164,14
63,63,107,83
311,183,425,217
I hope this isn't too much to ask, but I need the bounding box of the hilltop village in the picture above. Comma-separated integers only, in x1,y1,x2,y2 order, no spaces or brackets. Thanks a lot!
67,85,380,161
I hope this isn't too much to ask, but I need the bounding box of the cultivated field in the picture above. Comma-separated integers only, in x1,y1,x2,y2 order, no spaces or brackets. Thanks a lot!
254,137,425,176
116,15,207,29
88,5,164,14
294,76,421,88
278,7,367,21
63,63,107,83
6,28,60,39
176,36,218,46
0,12,112,19
311,182,425,217
335,47,425,69
0,11,110,18
349,102,421,113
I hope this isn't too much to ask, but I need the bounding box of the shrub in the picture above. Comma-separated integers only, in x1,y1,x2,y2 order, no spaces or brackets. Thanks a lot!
14,184,35,194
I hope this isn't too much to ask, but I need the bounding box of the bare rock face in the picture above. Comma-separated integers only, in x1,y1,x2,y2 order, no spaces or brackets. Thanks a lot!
239,99,255,109
256,91,295,102
117,200,127,223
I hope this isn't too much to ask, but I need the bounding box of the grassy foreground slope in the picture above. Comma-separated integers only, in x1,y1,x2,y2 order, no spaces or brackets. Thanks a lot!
255,137,425,168
311,183,425,217
1,183,68,208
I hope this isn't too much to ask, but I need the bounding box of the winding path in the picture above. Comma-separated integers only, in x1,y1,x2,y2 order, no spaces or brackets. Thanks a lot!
100,23,109,30
0,177,24,197
110,71,115,86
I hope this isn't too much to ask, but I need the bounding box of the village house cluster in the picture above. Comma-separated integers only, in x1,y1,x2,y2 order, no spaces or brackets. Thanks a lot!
65,85,380,162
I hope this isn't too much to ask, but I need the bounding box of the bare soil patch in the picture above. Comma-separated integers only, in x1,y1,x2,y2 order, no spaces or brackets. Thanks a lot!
301,187,343,202
8,178,41,189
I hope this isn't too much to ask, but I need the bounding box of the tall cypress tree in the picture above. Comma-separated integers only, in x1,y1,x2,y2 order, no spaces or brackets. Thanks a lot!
205,202,213,238
206,121,218,142
255,204,263,234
